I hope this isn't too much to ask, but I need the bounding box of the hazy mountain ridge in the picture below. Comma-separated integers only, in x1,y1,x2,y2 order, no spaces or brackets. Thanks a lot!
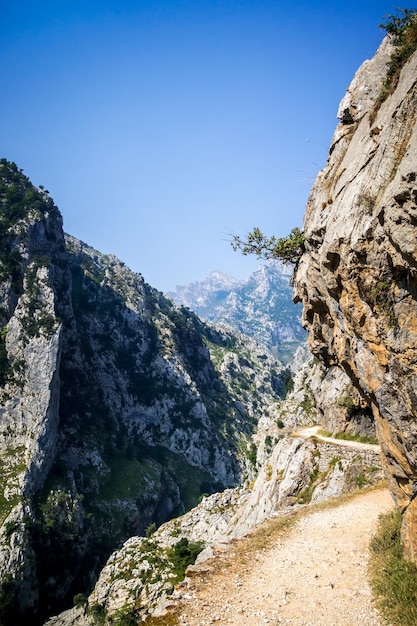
170,270,244,315
170,261,306,363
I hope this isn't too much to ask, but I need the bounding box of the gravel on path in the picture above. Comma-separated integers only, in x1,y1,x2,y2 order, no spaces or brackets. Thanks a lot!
172,489,394,626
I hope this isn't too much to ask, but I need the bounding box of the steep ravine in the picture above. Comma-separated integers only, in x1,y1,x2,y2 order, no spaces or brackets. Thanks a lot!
44,355,384,625
294,36,417,561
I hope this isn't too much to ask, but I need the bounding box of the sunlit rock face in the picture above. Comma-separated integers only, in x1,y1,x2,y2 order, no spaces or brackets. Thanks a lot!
294,38,417,561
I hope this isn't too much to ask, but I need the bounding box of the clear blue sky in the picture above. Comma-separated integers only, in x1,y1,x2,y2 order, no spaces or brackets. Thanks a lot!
0,1,407,292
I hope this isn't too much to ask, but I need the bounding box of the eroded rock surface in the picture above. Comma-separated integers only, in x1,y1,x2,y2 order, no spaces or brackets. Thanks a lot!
294,38,417,560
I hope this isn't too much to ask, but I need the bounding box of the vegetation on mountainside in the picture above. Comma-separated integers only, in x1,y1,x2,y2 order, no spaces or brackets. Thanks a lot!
371,8,417,122
370,508,417,625
231,227,305,265
380,8,417,87
83,536,204,625
0,159,59,292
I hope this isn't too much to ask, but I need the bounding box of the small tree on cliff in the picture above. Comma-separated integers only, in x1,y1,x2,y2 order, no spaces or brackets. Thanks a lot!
231,226,305,264
379,8,417,92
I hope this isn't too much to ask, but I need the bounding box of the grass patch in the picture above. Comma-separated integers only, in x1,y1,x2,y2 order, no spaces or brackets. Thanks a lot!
370,508,417,625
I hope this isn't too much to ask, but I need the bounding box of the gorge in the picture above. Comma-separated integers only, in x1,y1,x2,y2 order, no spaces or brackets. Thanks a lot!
0,14,416,626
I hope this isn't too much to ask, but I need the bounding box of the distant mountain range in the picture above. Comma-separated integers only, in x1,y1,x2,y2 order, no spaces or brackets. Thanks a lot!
169,261,306,363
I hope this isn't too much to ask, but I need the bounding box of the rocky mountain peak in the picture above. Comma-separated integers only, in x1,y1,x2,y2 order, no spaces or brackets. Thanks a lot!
170,260,305,363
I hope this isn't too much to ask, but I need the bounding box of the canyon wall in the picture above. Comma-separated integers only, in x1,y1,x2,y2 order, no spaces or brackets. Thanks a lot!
294,37,417,561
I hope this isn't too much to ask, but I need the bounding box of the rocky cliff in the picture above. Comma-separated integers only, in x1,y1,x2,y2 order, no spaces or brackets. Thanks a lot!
294,33,417,562
0,159,288,624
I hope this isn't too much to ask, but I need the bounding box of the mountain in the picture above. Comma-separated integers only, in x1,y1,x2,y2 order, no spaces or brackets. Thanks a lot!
169,270,244,318
169,261,306,363
294,34,417,563
0,159,287,625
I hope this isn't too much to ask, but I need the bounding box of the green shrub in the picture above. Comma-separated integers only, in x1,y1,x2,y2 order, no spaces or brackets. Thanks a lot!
145,522,157,538
371,8,417,121
166,538,204,582
73,593,87,609
337,395,356,417
264,435,273,452
247,442,257,467
283,372,294,396
87,602,106,624
370,509,417,625
354,473,368,488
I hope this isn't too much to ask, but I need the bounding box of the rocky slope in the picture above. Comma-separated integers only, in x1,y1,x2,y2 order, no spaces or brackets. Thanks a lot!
0,159,288,624
294,34,417,562
170,261,306,363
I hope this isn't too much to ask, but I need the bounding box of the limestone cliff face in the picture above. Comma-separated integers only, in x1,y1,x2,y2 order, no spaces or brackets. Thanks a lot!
294,38,417,561
0,160,66,618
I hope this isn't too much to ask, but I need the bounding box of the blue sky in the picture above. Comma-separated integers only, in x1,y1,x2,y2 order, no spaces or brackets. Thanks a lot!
0,1,408,292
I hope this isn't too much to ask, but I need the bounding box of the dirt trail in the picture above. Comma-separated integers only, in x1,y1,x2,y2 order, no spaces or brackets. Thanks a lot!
172,489,393,626
293,426,380,452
